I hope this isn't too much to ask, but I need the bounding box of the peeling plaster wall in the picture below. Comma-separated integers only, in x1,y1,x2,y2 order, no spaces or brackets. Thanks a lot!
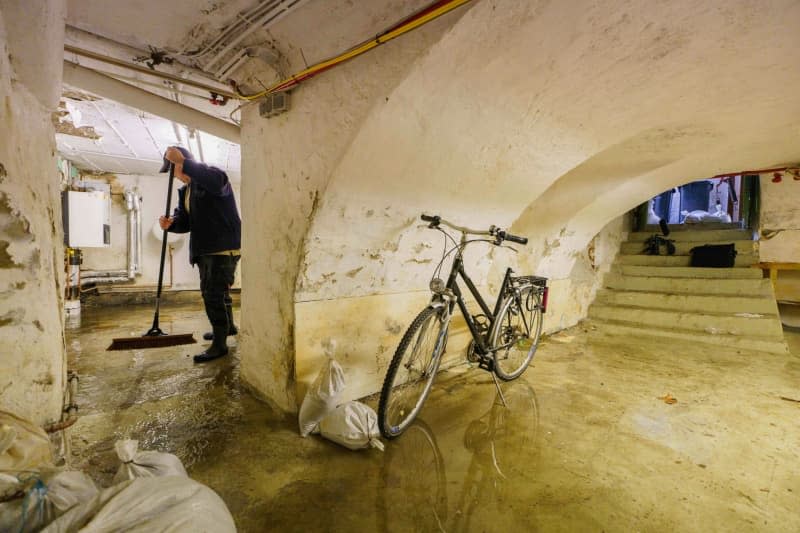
0,0,67,425
79,174,242,290
758,172,800,303
759,173,800,263
243,0,800,410
239,0,465,412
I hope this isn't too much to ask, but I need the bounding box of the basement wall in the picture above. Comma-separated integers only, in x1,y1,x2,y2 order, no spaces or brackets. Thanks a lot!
758,172,800,303
0,0,67,426
79,173,242,290
239,0,464,412
241,0,800,411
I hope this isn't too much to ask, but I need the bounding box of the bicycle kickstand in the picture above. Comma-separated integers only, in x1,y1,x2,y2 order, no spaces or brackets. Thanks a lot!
491,372,507,407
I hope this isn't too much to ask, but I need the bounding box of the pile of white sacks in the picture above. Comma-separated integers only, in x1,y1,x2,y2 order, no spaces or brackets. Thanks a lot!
298,340,384,451
0,411,235,532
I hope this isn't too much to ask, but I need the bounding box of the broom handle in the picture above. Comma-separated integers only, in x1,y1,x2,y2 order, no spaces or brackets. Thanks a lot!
150,163,175,330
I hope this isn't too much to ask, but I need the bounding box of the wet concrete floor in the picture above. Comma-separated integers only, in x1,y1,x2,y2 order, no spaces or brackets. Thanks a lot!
65,301,800,532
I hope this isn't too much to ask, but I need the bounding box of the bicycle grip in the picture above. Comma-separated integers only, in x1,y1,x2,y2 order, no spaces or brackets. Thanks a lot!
504,233,528,245
421,214,440,226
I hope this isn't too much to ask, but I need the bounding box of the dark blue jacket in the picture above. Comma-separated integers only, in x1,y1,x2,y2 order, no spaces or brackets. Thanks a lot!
167,159,241,264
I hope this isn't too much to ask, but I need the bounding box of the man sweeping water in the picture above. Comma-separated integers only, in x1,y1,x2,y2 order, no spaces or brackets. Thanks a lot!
158,146,242,363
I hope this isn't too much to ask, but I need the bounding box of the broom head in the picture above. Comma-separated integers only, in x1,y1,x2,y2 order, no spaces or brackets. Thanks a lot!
107,332,196,351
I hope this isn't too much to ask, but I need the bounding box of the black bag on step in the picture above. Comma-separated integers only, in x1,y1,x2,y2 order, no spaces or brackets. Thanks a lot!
689,243,737,267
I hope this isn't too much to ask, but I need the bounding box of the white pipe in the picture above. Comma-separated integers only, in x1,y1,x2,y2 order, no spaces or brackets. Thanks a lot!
81,270,128,278
133,192,142,275
63,61,241,144
65,26,231,93
174,0,278,59
81,276,132,285
204,0,308,72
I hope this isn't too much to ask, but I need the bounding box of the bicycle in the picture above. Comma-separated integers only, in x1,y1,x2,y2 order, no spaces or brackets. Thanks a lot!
378,214,548,439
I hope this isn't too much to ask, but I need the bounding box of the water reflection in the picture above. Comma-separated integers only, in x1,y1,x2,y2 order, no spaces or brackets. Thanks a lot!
379,419,448,532
378,380,540,532
453,380,540,532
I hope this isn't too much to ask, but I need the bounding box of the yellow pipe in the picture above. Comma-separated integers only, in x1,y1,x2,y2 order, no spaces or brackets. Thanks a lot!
238,0,474,100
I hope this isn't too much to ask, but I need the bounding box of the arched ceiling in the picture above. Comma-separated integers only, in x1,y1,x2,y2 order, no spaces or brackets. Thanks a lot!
297,0,800,298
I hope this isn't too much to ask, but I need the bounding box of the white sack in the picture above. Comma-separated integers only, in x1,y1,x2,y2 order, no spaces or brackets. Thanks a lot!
298,340,345,437
318,401,384,451
0,411,53,471
42,476,236,533
681,210,707,224
0,470,98,533
112,440,187,484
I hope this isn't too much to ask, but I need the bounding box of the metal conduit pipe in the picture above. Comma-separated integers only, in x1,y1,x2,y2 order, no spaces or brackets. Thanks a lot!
81,270,128,278
133,191,143,276
176,0,281,59
65,26,232,95
204,0,310,72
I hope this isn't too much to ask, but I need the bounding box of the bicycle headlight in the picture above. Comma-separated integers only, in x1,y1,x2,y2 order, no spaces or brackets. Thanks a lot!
429,278,446,294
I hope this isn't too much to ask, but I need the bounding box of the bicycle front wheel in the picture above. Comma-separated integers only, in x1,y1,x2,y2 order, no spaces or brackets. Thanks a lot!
379,306,449,439
490,286,543,381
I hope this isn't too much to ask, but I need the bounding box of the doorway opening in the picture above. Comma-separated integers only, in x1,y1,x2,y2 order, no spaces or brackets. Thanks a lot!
635,174,760,231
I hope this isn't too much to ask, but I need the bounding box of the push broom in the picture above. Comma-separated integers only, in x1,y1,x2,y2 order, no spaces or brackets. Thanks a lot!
108,162,196,350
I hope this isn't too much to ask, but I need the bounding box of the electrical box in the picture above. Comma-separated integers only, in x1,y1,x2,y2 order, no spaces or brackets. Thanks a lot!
259,92,290,118
62,190,111,247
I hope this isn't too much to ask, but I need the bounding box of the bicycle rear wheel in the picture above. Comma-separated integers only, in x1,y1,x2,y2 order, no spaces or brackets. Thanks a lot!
379,306,449,439
490,286,543,381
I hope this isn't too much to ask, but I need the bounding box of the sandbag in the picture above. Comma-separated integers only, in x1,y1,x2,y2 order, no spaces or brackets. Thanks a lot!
318,401,384,451
0,470,98,533
42,476,236,533
690,243,737,268
298,340,345,437
112,440,187,484
0,410,53,471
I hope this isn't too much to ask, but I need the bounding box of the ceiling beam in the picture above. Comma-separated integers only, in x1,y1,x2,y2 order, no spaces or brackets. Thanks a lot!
62,61,241,144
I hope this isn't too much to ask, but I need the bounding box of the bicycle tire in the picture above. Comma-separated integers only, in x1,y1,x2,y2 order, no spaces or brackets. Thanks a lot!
490,286,543,381
378,306,448,439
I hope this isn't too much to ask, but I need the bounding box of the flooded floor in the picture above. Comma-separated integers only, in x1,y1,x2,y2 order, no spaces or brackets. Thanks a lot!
65,301,800,532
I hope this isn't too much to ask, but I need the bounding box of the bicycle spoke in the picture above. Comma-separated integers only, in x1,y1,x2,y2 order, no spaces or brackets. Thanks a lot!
379,307,448,437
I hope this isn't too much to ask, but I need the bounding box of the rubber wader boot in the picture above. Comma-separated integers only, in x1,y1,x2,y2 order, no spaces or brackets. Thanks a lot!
202,303,237,341
194,325,229,363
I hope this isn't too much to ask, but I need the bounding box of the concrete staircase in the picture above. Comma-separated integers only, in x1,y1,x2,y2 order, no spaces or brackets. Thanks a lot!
589,227,788,354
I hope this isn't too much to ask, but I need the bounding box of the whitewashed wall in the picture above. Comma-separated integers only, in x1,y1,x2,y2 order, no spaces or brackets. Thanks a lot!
0,0,67,426
241,0,800,411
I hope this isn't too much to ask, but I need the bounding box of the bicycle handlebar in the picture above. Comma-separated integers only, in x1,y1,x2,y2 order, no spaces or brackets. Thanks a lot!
496,230,528,245
420,214,527,245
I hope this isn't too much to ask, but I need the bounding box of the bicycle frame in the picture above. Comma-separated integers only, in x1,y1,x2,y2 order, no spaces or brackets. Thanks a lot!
438,243,516,358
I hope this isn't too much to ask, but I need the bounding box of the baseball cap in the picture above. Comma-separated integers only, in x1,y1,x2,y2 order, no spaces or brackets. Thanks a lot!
159,146,194,173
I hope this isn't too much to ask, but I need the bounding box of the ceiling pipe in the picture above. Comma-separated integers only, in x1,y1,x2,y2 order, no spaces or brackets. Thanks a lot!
63,61,241,144
65,26,232,95
65,45,237,99
203,0,309,73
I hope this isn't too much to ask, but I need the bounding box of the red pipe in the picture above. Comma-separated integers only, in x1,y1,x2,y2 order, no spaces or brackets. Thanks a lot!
711,166,791,180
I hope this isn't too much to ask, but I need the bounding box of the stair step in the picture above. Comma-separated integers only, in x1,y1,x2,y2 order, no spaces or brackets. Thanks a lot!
617,265,763,279
589,304,784,338
595,289,780,315
621,240,755,255
588,319,789,355
617,254,758,267
627,229,753,242
603,273,773,297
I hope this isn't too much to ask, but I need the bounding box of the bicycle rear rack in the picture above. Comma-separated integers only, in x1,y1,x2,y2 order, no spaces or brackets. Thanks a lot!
510,275,548,288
